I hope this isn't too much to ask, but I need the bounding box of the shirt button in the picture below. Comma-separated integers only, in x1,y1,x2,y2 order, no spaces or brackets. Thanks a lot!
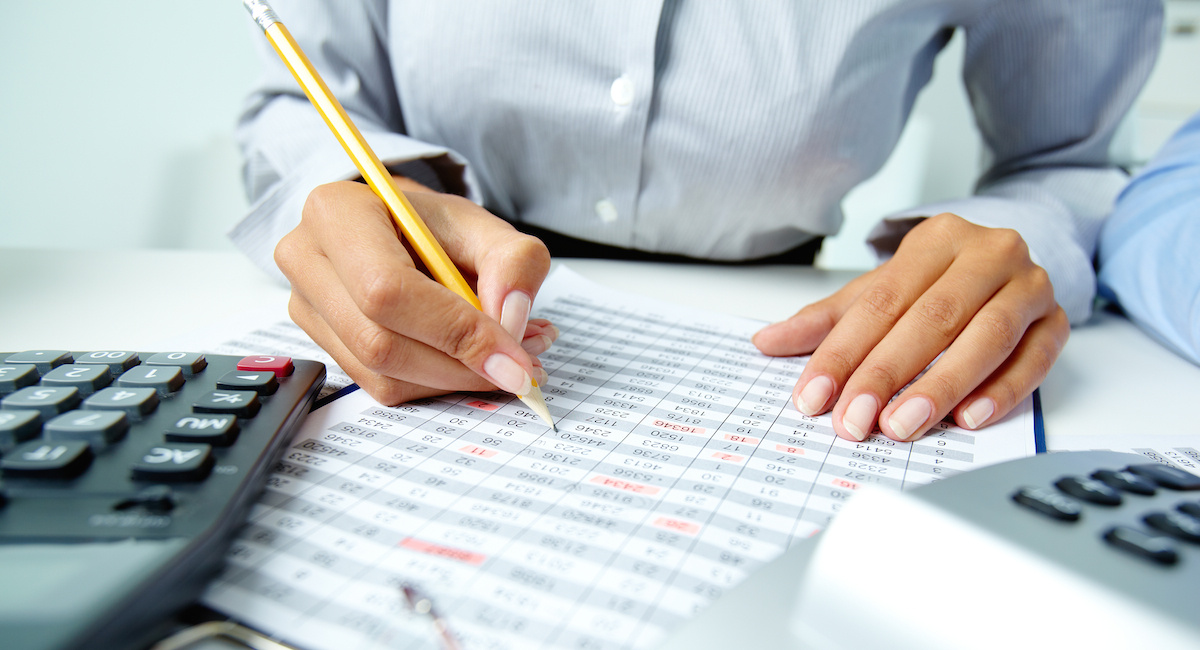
610,76,634,107
595,199,619,223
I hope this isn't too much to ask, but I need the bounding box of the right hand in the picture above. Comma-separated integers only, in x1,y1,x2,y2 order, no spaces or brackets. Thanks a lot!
275,176,556,406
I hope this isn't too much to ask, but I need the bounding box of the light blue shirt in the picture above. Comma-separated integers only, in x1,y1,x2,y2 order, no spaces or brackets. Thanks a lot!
1098,112,1200,365
232,0,1161,324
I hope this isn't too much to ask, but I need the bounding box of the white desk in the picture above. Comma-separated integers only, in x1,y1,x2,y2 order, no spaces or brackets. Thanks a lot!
2,248,1197,445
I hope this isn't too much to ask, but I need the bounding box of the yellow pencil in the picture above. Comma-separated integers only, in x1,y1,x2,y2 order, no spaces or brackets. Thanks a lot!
243,0,555,430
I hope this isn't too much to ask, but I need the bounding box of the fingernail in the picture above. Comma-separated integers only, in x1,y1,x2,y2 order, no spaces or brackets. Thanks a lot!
962,397,995,430
842,394,878,441
889,397,933,441
533,367,549,386
546,324,560,342
500,291,532,342
483,353,532,397
522,334,553,356
794,376,834,415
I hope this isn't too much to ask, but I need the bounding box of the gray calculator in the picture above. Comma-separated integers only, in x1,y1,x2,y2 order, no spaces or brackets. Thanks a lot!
0,350,324,650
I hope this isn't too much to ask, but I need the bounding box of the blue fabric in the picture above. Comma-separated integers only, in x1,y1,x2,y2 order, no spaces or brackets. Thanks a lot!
1098,112,1200,365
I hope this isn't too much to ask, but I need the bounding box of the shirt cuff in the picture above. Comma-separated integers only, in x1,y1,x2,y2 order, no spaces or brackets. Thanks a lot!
228,133,480,285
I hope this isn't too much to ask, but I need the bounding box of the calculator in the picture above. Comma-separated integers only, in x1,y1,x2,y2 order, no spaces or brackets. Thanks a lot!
0,350,325,650
660,449,1200,650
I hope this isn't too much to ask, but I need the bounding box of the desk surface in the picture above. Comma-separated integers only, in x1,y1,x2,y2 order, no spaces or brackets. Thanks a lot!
2,248,1196,444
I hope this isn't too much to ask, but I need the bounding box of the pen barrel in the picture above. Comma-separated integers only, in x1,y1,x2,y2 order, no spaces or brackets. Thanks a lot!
261,22,482,310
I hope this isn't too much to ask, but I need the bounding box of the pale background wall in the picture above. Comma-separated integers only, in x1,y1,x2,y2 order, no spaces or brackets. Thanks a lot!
2,1,1198,270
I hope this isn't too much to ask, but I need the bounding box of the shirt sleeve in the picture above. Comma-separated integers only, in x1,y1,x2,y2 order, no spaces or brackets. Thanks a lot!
229,0,479,284
1097,113,1200,366
868,1,1163,325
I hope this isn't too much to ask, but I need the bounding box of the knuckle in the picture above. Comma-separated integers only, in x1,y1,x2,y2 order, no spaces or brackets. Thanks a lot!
859,284,907,322
989,228,1028,259
356,267,405,323
811,344,859,380
914,295,964,339
301,182,343,218
919,371,963,403
441,309,496,364
352,324,408,374
974,310,1024,355
859,361,906,392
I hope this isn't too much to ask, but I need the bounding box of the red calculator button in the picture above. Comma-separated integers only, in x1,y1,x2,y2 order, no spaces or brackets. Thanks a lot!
236,355,294,377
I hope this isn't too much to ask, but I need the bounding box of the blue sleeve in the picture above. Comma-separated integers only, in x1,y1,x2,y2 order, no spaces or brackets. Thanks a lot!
1097,112,1200,365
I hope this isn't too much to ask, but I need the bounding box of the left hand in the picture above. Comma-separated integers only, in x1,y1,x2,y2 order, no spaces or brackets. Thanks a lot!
752,213,1069,442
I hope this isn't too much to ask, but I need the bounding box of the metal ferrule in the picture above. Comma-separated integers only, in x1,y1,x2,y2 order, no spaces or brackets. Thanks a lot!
243,0,279,31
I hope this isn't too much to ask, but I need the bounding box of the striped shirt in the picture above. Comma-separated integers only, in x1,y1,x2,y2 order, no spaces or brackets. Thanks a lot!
232,0,1161,323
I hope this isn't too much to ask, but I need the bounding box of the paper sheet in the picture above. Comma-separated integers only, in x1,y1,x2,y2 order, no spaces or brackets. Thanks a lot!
1048,434,1200,473
201,266,1037,650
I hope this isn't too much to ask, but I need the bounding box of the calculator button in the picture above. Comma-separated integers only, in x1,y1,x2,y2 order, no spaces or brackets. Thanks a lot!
0,364,39,395
114,484,176,513
130,443,214,482
44,410,129,446
1,440,93,479
83,387,159,419
1091,468,1157,496
2,386,82,420
1125,463,1200,491
4,350,72,373
237,355,293,377
1103,526,1179,565
194,391,260,418
145,352,207,375
118,365,185,396
216,370,278,395
1179,501,1200,519
0,410,42,450
75,351,140,373
1054,476,1122,506
1144,511,1200,544
1011,486,1082,521
41,364,113,395
166,414,239,446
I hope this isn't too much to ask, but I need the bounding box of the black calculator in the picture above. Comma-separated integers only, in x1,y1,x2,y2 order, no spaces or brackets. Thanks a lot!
0,350,324,650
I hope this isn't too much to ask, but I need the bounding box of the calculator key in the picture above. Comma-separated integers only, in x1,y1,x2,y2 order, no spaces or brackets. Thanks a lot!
165,414,239,446
0,364,39,394
130,443,214,482
194,391,260,418
1011,486,1082,521
83,387,159,418
1091,468,1157,496
1144,511,1200,543
4,350,72,373
118,365,185,396
1179,501,1200,519
44,410,129,446
1103,525,1179,566
1054,476,1122,506
237,355,293,377
75,351,140,373
145,352,207,375
41,364,113,395
114,484,176,513
2,386,82,419
216,370,278,395
0,410,42,450
1,440,93,479
1125,463,1200,491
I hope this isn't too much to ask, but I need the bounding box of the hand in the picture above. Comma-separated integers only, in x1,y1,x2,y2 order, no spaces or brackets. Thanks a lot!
274,176,556,405
752,213,1069,442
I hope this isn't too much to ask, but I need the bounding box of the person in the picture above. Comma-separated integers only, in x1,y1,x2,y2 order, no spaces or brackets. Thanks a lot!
1098,110,1200,366
232,1,1161,443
